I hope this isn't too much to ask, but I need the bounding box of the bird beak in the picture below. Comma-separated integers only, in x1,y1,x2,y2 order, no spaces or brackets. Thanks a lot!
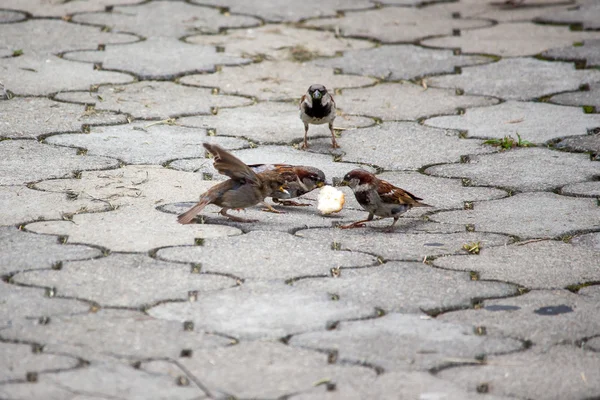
278,186,290,195
312,90,322,100
339,180,349,187
316,181,326,188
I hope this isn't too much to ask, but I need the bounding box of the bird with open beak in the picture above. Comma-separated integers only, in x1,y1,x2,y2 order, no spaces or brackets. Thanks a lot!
299,84,338,149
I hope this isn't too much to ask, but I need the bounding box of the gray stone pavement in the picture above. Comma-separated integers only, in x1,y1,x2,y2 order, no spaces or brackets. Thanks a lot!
0,0,599,398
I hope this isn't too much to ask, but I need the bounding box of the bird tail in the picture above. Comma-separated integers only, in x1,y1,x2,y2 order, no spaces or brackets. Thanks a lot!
413,201,432,208
177,198,211,224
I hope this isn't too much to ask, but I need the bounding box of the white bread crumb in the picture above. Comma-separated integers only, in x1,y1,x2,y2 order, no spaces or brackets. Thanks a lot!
317,186,345,214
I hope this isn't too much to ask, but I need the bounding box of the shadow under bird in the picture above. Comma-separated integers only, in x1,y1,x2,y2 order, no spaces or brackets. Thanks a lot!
340,169,431,232
177,143,290,224
299,84,338,149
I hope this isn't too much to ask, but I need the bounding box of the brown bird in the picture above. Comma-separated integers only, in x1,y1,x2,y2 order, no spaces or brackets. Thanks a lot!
177,143,289,224
299,84,338,149
340,169,430,232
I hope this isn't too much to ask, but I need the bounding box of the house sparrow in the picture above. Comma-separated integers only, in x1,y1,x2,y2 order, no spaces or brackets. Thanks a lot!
340,169,430,232
177,143,289,224
299,84,338,149
248,164,326,207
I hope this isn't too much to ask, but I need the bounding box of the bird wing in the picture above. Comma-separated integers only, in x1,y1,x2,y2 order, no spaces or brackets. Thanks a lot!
203,143,258,184
376,179,424,205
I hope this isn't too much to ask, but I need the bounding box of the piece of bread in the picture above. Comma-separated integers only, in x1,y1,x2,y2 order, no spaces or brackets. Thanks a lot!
317,186,345,214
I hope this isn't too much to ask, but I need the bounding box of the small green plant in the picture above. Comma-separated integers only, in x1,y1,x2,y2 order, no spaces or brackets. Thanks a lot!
463,242,481,254
484,133,533,150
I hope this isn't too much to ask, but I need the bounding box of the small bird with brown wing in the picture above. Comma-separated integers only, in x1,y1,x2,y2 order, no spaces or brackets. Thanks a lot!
177,143,290,224
340,169,430,232
299,84,338,149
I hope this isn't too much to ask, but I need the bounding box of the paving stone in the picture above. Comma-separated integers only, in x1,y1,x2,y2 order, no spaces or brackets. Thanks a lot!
0,97,126,139
554,132,600,156
424,101,600,144
313,122,493,170
0,140,118,186
0,0,143,18
24,206,241,253
335,82,498,121
0,226,101,276
588,337,600,352
190,0,373,22
0,283,90,328
444,0,577,23
295,228,511,261
561,181,600,197
64,37,251,80
290,313,523,372
536,1,600,29
313,45,490,81
45,123,248,165
187,24,374,61
0,9,26,23
550,81,600,109
1,54,134,96
0,380,76,400
0,342,79,382
180,60,375,102
422,22,600,57
571,232,600,252
145,341,376,399
55,82,251,120
148,281,375,340
426,147,600,192
437,345,600,400
305,5,490,43
1,309,232,361
431,192,600,240
156,231,377,281
434,240,600,289
177,102,374,145
294,262,517,314
12,253,237,308
542,39,600,67
439,289,600,349
72,1,260,38
428,58,600,100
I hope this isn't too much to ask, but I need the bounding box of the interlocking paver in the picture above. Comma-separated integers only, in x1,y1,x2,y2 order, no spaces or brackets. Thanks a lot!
536,1,600,29
0,380,75,400
433,240,600,289
444,0,577,23
542,39,600,67
561,181,600,198
0,9,26,23
0,342,79,382
571,231,600,251
554,131,600,156
550,81,600,109
0,0,143,17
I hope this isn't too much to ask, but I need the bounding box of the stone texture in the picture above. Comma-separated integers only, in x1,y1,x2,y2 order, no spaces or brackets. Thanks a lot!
439,289,600,349
295,229,511,261
315,122,493,171
542,39,600,67
550,81,600,109
561,181,600,198
426,147,600,192
0,140,118,186
0,9,26,23
305,6,490,43
55,82,251,120
187,24,374,61
433,240,600,289
313,45,490,81
571,232,600,252
293,262,517,314
430,192,600,240
424,100,600,143
156,231,377,280
0,54,134,96
178,102,374,145
45,123,248,165
437,346,600,400
72,1,260,38
445,0,578,23
0,342,79,382
12,253,237,308
180,60,375,101
422,22,600,57
536,1,600,29
0,0,143,18
145,341,376,399
554,132,600,155
0,380,76,400
0,226,101,276
148,281,375,340
64,37,251,80
428,58,600,100
335,83,499,121
290,313,523,372
1,309,232,361
0,97,126,139
190,0,373,22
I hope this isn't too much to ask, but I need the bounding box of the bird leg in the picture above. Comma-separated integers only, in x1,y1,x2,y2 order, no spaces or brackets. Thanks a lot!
339,214,374,230
329,122,339,149
273,198,311,207
261,202,285,213
301,123,309,150
384,217,400,233
220,208,257,223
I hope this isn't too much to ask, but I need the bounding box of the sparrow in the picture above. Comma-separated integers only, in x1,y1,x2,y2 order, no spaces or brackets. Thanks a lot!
177,143,289,224
248,164,327,207
339,169,430,232
299,84,338,149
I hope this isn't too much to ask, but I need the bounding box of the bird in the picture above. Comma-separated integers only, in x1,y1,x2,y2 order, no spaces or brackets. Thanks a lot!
248,164,327,208
299,84,338,149
339,169,431,232
177,143,290,224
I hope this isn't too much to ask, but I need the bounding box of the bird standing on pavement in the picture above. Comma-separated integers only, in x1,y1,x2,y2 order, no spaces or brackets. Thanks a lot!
177,143,290,224
340,169,430,232
299,84,338,149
